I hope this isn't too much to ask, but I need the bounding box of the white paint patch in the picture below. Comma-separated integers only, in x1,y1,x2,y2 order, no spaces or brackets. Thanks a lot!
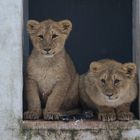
75,131,109,140
122,129,140,138
31,136,43,140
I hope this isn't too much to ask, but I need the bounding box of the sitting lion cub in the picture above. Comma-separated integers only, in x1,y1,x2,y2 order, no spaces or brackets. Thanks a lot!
80,59,137,121
24,19,80,120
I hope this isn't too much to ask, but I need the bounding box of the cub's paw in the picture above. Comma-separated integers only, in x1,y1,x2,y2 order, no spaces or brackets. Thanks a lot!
43,112,63,121
24,111,41,120
98,112,116,122
117,112,134,121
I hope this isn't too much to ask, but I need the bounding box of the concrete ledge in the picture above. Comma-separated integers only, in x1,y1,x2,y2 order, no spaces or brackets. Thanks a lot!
21,120,140,139
22,120,140,130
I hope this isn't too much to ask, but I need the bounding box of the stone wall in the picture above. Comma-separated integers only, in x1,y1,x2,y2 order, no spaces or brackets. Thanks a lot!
22,120,140,140
0,0,23,139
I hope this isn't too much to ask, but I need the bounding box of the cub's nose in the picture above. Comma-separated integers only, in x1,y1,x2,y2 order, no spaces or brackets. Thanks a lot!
44,48,51,52
106,93,113,97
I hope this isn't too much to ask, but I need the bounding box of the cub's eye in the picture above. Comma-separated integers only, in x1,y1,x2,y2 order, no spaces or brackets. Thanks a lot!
38,35,44,40
52,34,58,39
114,79,120,85
101,79,106,84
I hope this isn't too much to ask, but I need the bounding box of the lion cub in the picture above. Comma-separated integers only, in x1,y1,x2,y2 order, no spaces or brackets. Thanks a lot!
24,19,80,120
80,59,137,121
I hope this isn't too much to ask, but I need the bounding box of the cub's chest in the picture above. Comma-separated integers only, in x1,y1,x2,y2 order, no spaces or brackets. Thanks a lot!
31,65,61,93
37,66,58,78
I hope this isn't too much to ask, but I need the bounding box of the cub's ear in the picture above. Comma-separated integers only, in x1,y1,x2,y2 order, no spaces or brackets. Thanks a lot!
122,63,137,78
27,20,40,34
59,20,72,34
90,62,102,73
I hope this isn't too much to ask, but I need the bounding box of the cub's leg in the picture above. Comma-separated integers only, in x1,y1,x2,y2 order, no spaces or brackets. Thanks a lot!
97,106,116,122
43,81,70,120
24,79,42,120
116,103,134,121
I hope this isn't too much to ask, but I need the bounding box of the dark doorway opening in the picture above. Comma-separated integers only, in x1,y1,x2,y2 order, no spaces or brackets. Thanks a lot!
29,0,132,74
25,0,138,119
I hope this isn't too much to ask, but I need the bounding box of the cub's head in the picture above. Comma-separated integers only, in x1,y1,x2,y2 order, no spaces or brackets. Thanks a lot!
89,60,136,101
27,19,72,58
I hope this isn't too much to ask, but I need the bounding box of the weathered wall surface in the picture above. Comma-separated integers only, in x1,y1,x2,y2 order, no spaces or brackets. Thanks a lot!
0,0,23,139
22,129,140,140
0,0,140,140
22,120,140,140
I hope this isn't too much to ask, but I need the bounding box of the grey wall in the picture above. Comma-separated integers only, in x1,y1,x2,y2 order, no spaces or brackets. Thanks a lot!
0,0,23,139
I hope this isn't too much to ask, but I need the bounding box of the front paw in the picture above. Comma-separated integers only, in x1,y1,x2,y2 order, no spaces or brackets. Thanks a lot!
24,110,41,120
98,112,116,122
117,112,134,121
43,111,63,121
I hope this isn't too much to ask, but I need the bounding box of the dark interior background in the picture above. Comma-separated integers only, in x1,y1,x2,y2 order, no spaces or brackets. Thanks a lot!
29,0,132,74
27,0,138,118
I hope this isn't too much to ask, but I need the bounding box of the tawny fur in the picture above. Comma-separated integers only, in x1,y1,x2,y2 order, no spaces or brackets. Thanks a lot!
79,59,137,121
24,19,80,120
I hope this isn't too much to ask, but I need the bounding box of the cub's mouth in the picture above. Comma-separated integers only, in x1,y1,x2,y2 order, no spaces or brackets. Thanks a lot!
106,95,118,101
44,54,54,58
41,50,55,58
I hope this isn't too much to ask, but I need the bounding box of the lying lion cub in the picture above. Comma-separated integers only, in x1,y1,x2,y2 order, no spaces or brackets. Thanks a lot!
24,19,80,120
80,59,137,121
